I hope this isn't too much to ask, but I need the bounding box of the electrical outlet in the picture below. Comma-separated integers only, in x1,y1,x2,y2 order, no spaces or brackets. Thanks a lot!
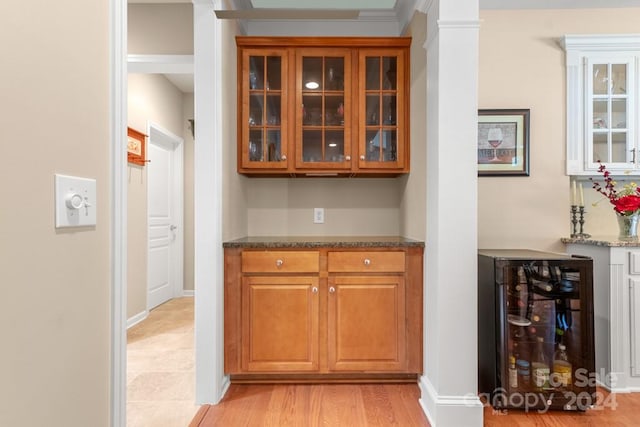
313,208,324,224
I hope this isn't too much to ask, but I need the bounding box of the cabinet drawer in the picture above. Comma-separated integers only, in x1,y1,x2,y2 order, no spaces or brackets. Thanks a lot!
327,251,405,273
242,251,319,273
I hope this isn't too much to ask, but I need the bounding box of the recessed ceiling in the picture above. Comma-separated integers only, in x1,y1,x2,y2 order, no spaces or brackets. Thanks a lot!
130,0,640,94
251,0,396,8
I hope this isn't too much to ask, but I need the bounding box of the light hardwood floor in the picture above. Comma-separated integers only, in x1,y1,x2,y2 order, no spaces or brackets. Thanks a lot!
130,297,640,426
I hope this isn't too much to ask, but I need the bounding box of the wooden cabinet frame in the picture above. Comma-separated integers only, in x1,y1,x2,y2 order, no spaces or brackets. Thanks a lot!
236,36,411,177
224,245,423,382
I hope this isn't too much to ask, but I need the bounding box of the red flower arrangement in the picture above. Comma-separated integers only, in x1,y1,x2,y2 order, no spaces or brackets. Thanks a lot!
591,161,640,215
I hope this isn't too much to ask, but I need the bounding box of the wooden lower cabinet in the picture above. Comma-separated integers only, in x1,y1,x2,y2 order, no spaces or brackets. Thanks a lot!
327,275,406,372
224,244,423,382
242,275,319,372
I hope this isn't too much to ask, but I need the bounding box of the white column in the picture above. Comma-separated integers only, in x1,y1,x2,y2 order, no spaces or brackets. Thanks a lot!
193,0,229,404
418,1,483,425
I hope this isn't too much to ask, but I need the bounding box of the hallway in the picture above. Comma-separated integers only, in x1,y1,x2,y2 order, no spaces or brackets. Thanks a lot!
127,297,199,427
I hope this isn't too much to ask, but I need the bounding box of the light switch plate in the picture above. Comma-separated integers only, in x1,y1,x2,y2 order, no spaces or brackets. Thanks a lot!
314,207,324,224
55,174,97,228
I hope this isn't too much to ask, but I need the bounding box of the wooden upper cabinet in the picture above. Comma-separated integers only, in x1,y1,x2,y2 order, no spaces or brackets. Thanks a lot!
358,48,407,171
236,37,411,177
239,48,289,171
295,48,353,171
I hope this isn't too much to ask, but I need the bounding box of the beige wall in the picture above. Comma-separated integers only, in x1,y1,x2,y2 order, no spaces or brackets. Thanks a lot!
478,8,640,252
128,3,193,55
222,19,249,241
400,11,428,241
246,178,402,236
183,93,195,291
127,73,187,318
0,2,111,426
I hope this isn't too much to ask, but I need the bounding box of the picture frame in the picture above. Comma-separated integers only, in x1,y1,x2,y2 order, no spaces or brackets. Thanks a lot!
477,109,530,176
127,127,147,166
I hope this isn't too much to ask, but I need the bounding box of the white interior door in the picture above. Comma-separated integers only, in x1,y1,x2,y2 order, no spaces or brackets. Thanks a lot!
147,123,184,310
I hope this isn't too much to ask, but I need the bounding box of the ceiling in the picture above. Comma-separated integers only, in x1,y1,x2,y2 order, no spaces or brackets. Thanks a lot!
130,0,640,93
128,0,640,7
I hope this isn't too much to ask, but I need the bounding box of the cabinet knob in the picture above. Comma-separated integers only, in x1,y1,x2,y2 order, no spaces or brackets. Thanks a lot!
329,286,336,293
360,155,365,161
345,155,351,161
363,258,371,266
312,287,318,293
276,259,284,268
281,155,287,161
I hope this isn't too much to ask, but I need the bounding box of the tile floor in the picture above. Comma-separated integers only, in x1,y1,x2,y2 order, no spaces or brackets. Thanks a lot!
127,297,199,427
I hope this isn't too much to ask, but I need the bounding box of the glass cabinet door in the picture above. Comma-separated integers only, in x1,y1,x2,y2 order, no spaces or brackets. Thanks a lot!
587,59,633,168
296,49,351,170
359,49,406,170
241,50,288,169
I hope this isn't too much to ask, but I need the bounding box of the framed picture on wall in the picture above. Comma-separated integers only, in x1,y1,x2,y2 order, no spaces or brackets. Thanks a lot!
477,109,530,176
127,127,147,166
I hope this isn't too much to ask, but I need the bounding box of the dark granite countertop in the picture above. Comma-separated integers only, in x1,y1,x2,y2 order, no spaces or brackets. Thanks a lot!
223,236,425,249
561,236,640,247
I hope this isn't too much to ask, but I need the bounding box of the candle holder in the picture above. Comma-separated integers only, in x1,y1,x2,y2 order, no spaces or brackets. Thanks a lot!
570,205,591,239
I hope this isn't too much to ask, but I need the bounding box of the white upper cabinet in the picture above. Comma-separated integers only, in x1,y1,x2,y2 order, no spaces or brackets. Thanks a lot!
564,35,640,175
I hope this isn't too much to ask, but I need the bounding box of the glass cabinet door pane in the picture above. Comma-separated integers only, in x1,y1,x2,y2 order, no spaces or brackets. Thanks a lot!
592,64,608,95
302,57,323,91
325,58,344,91
266,95,281,126
366,57,380,90
249,129,264,162
249,56,264,90
302,130,322,162
612,63,627,95
612,132,628,163
592,133,608,162
325,95,344,126
266,56,281,90
302,95,322,125
325,130,344,162
249,95,263,126
382,57,397,90
265,130,281,161
383,95,397,125
382,130,397,161
592,100,608,129
612,99,627,129
366,95,380,125
365,130,382,161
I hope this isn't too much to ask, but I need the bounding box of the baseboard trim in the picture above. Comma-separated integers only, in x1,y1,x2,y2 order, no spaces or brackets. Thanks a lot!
183,290,195,297
418,375,484,427
218,375,231,403
126,310,149,329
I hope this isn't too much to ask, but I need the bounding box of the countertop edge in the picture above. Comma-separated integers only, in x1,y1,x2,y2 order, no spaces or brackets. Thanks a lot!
561,236,640,247
223,236,425,249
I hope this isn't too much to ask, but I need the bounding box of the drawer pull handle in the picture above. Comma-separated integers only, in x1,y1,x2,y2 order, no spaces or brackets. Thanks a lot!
276,259,284,268
312,287,318,293
364,258,371,266
329,286,336,293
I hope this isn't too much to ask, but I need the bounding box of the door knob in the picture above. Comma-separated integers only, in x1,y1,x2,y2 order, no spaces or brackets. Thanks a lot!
170,225,177,231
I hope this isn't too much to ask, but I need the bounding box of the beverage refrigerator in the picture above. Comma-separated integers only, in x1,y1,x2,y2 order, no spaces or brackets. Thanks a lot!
478,249,596,411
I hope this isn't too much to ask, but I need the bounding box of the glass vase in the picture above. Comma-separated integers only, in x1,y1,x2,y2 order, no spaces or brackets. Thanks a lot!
616,212,640,240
